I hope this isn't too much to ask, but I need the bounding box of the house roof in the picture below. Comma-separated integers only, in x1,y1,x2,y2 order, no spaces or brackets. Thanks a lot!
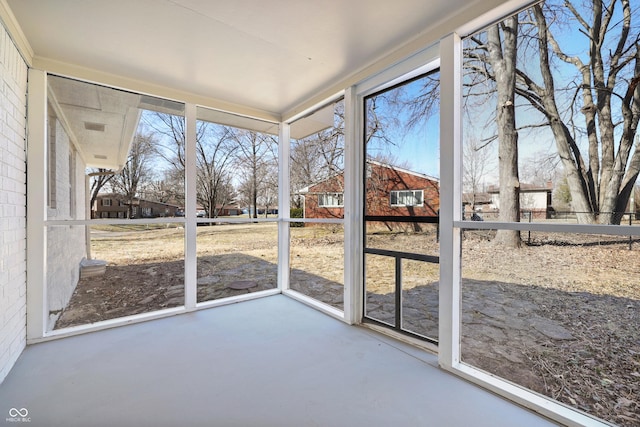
297,160,438,194
487,182,553,194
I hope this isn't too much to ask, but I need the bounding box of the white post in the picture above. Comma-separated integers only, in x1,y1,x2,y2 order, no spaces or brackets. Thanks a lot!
438,33,463,369
26,69,48,341
184,103,197,309
343,86,362,324
278,123,291,291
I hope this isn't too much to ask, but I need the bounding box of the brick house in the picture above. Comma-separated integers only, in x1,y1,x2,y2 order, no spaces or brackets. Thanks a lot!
93,194,181,219
299,161,439,220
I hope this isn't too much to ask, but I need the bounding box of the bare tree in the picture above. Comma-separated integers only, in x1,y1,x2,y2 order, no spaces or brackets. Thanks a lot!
463,138,493,211
515,1,640,224
111,132,156,218
88,169,115,218
486,15,522,247
233,129,278,218
196,126,237,217
145,112,238,216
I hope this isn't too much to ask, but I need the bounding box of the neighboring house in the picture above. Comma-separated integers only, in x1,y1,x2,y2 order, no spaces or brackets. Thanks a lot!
486,181,553,219
214,204,243,217
462,192,494,216
93,194,181,219
298,160,440,220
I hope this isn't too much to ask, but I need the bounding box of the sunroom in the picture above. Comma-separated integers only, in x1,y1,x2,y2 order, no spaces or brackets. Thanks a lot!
0,0,639,426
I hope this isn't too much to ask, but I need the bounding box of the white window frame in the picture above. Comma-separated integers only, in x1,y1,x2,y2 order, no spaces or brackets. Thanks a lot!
390,189,423,207
102,198,111,207
318,192,344,208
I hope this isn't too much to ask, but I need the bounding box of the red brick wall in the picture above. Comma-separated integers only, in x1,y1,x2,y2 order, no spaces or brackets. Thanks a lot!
303,164,440,219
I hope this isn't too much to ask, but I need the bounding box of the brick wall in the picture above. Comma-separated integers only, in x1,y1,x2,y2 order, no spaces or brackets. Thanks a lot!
0,23,28,384
46,114,86,329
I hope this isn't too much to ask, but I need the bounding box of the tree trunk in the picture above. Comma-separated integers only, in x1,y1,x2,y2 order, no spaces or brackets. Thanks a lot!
487,17,521,248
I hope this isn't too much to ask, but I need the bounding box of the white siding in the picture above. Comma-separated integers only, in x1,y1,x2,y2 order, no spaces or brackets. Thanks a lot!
0,23,28,384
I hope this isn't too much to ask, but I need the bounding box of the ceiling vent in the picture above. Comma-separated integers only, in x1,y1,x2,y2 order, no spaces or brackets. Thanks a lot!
85,122,106,132
94,154,108,160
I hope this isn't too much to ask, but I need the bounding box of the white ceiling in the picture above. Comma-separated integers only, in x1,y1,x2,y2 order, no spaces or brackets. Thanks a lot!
6,0,499,117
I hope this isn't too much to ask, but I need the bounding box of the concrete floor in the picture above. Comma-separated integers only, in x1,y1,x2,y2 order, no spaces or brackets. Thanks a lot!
0,295,557,427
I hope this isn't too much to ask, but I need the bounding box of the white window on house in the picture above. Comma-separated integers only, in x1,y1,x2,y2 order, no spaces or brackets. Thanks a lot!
102,198,112,207
318,192,344,207
142,207,152,217
132,207,138,217
390,190,423,207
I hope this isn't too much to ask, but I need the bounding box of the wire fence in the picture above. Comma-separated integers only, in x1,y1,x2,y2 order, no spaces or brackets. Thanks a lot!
464,209,640,249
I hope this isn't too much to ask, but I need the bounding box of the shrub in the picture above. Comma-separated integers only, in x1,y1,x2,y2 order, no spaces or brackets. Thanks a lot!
290,208,304,227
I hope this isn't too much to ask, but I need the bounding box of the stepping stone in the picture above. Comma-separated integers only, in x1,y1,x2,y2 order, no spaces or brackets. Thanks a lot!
226,280,258,290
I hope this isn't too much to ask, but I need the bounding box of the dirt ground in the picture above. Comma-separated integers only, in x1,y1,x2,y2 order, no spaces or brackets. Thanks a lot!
54,222,639,426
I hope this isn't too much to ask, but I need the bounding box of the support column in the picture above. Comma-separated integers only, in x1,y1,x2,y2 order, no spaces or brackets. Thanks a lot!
343,86,362,325
278,123,291,291
26,69,48,341
184,103,197,309
438,32,463,369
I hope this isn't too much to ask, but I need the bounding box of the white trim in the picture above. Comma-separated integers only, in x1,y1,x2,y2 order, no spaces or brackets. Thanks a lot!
278,122,291,292
46,85,89,167
46,218,186,226
195,289,281,310
450,363,609,427
184,103,197,310
282,289,345,322
283,218,343,224
356,47,440,98
283,90,345,124
0,0,33,65
360,323,438,357
196,217,278,224
456,0,539,37
30,289,282,344
31,307,187,344
438,32,463,370
343,86,362,325
26,69,48,341
455,220,640,236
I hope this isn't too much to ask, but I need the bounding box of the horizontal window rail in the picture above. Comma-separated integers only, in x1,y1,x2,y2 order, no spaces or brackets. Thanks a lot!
363,246,439,345
364,215,439,224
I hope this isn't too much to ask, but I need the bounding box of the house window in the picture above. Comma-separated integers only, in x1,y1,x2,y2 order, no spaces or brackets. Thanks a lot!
390,190,423,207
102,198,112,207
318,192,344,207
142,207,152,217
